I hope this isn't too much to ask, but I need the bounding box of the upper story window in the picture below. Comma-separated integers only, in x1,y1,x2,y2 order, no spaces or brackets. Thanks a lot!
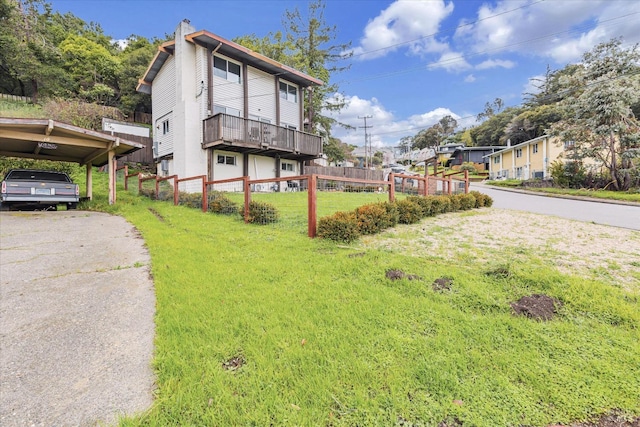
564,140,575,149
493,155,500,164
532,143,539,154
214,56,241,83
162,119,170,135
516,148,523,158
213,105,241,117
279,82,297,103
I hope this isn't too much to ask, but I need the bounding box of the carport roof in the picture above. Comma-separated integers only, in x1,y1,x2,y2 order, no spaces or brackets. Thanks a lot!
0,118,145,166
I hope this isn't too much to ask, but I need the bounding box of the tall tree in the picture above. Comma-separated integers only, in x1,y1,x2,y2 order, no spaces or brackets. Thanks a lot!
283,0,352,138
551,39,640,190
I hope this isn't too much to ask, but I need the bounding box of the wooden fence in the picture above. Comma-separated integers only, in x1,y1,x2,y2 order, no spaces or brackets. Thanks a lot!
305,165,384,181
106,131,153,165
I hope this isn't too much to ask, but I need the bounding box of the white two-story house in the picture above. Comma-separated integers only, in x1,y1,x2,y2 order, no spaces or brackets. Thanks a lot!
136,20,323,184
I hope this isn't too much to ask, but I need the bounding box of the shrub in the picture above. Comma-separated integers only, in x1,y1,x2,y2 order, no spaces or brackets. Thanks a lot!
383,201,399,226
407,196,433,217
355,202,396,234
208,191,239,215
178,192,204,209
469,191,493,208
459,162,477,173
395,199,423,224
430,195,452,214
157,189,174,202
458,193,476,210
246,200,279,224
550,160,586,188
139,187,156,199
449,194,462,211
317,211,360,242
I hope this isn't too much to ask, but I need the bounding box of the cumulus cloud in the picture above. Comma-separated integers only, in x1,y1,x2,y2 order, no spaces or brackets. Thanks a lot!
454,0,640,63
464,74,476,83
326,94,467,147
349,0,454,60
428,51,472,72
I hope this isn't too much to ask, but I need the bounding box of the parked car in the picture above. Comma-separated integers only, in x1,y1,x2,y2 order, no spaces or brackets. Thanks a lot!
0,169,79,210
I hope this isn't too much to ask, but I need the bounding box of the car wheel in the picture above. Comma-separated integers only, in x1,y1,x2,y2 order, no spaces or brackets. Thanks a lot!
67,203,78,210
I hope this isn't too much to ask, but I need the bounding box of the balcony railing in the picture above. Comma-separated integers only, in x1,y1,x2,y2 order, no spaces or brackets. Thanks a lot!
203,113,322,157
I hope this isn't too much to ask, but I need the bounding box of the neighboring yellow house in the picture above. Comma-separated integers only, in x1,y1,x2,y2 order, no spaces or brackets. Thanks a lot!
486,135,564,180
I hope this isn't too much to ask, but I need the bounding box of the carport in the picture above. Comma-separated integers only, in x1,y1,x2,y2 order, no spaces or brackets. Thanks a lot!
0,117,145,204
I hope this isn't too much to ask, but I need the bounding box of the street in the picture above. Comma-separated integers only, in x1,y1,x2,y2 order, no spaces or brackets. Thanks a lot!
470,183,640,231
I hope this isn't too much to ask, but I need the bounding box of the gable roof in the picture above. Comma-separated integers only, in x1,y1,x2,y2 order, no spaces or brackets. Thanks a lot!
137,30,323,94
486,135,551,157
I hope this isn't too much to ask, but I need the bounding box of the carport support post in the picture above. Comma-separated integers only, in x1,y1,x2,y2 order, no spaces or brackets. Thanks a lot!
86,163,93,200
108,150,116,204
308,174,317,238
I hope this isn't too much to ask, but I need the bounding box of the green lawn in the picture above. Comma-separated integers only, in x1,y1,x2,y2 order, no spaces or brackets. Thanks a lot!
81,172,640,427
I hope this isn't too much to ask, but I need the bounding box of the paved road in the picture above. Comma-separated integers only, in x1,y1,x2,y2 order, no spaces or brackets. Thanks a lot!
0,211,155,427
471,183,640,230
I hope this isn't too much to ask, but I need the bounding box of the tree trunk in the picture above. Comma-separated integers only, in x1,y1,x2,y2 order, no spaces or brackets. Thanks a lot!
30,78,38,104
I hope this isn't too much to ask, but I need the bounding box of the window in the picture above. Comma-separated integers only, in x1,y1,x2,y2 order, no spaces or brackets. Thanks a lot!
213,105,241,117
516,167,523,177
564,140,575,149
217,155,236,165
281,162,294,172
162,119,170,135
493,155,500,164
533,143,539,154
213,56,241,83
279,82,297,103
516,148,522,158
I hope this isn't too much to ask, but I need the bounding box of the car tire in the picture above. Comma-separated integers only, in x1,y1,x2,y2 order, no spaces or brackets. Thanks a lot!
68,203,78,210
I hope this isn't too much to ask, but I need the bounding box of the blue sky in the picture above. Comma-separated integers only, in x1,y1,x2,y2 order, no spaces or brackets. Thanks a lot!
49,0,640,149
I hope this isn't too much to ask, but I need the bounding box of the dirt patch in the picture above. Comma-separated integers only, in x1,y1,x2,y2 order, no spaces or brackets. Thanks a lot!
552,410,640,427
511,294,562,321
363,209,640,292
432,277,454,291
348,252,366,258
222,355,245,371
386,269,423,281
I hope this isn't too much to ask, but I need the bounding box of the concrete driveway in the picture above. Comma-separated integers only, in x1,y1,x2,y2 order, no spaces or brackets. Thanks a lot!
0,211,155,426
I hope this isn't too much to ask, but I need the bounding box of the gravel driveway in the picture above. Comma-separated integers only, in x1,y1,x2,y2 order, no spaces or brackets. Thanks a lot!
0,211,155,426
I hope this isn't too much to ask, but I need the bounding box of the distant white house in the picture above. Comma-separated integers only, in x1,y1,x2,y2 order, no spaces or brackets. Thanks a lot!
136,20,323,184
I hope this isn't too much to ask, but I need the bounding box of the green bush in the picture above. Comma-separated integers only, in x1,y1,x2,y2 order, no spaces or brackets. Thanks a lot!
157,189,174,202
208,191,239,215
407,195,433,217
139,187,156,199
448,194,462,211
317,211,360,242
469,191,493,208
459,162,477,173
246,200,279,225
382,201,399,226
430,195,452,214
395,199,423,224
458,193,476,210
355,202,396,234
178,192,204,209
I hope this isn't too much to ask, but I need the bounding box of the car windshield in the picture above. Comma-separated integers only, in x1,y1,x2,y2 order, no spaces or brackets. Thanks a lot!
7,170,70,182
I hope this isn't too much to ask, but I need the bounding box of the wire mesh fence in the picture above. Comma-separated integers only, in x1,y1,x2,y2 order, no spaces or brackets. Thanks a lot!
119,170,469,238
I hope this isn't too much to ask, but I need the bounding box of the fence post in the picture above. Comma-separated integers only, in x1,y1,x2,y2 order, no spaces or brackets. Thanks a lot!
448,176,452,195
155,176,160,199
308,174,317,238
388,173,395,202
124,165,129,190
138,173,142,194
243,176,251,223
202,176,208,213
173,176,179,205
464,169,469,194
425,173,430,196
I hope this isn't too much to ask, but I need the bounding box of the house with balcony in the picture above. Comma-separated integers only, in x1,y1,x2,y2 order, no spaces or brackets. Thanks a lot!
486,135,564,180
136,20,323,184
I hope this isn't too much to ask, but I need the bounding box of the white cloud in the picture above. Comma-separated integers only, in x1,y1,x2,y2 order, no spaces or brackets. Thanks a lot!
428,51,472,72
464,74,476,83
476,59,516,70
454,0,640,63
523,74,544,98
326,94,468,147
349,0,454,60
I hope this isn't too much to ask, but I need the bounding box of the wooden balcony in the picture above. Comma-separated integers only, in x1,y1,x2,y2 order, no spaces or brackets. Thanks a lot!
202,114,322,160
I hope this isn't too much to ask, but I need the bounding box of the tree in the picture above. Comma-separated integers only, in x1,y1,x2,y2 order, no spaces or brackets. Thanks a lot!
551,39,640,190
476,98,504,122
470,106,523,146
411,126,441,150
115,34,157,114
504,104,563,145
323,137,353,165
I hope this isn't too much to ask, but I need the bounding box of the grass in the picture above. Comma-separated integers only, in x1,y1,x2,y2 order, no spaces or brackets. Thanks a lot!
486,180,640,203
78,171,640,426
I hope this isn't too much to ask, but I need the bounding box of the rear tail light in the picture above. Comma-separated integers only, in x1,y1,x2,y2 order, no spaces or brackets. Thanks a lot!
1,181,5,194
75,184,79,196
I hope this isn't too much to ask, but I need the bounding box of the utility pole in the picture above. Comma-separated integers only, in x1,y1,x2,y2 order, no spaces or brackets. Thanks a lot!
358,115,373,168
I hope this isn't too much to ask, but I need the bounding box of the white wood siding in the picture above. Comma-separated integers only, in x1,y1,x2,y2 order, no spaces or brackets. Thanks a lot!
247,67,276,122
249,154,276,180
279,78,300,127
212,150,243,180
212,53,244,115
153,56,176,157
195,46,209,126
